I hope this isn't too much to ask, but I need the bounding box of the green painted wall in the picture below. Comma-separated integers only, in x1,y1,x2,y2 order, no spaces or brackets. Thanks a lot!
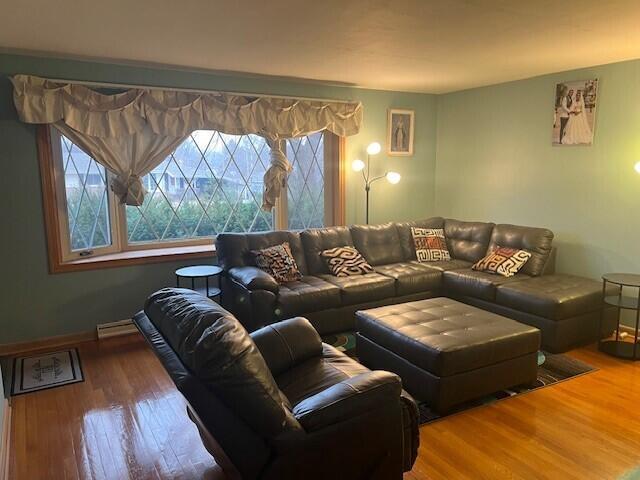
435,59,640,280
0,53,437,344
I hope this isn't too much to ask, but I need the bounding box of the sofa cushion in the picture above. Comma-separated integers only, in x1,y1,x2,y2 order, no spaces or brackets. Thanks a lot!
472,247,532,277
351,222,405,266
144,288,301,438
301,226,354,274
252,242,302,284
216,230,308,274
276,344,370,406
275,276,342,318
443,268,530,301
496,274,617,320
320,246,374,277
443,219,495,263
412,259,471,272
488,224,554,277
396,217,445,260
375,262,443,296
319,272,396,305
356,297,540,377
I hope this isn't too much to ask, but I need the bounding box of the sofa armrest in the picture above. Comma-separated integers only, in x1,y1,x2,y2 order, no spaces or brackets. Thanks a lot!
251,317,323,376
229,266,279,293
292,371,402,432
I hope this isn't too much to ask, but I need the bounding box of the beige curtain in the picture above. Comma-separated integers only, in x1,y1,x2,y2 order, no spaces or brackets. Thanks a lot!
12,75,363,209
53,122,185,205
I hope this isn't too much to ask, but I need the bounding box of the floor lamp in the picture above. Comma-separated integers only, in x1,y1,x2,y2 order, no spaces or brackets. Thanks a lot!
352,142,401,224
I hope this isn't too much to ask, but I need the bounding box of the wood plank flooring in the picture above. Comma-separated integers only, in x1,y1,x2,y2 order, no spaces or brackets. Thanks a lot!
8,334,640,479
8,336,223,480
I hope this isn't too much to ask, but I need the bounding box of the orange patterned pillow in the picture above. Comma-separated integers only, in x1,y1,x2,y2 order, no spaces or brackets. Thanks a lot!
252,242,302,283
472,247,532,277
411,227,451,262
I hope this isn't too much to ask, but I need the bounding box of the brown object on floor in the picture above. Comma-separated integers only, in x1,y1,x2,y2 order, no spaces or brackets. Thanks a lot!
8,334,640,480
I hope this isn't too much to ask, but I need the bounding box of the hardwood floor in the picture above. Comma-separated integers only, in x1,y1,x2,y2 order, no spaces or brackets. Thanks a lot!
8,334,640,479
8,336,223,480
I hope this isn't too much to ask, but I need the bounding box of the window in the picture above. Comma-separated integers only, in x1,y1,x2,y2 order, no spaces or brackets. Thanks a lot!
124,131,275,246
286,134,325,229
57,135,115,256
40,126,344,271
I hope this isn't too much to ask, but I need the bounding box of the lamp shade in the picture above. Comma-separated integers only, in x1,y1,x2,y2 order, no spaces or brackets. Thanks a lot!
352,159,366,172
635,161,640,174
366,142,382,155
386,171,401,184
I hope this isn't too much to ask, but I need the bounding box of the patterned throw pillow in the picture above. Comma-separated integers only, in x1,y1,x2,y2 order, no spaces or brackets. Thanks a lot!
252,242,302,284
320,246,374,277
472,247,532,277
412,227,451,262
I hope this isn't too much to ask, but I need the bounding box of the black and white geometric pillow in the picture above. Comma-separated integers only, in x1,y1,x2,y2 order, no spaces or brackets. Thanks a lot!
320,246,374,277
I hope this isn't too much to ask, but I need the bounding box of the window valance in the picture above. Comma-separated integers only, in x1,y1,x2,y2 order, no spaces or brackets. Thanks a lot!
11,75,363,209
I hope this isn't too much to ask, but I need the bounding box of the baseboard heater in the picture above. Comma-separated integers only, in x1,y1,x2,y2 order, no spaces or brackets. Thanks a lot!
96,319,138,340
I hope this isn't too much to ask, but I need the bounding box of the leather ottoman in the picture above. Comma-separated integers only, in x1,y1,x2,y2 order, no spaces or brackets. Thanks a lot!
356,297,541,413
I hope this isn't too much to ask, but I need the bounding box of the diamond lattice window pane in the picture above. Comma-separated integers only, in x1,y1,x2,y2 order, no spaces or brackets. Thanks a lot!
60,135,112,251
286,132,325,230
126,130,272,243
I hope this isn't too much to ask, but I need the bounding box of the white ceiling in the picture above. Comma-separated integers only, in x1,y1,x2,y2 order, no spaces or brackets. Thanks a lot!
2,0,640,93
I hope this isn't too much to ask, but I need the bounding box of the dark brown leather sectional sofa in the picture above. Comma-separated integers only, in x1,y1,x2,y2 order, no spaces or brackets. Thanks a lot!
216,217,616,352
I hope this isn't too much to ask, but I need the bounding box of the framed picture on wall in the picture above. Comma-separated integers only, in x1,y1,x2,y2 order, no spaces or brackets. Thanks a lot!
552,78,598,146
387,109,414,156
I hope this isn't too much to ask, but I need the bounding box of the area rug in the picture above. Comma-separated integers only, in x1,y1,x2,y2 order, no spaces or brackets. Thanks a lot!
11,348,84,395
323,332,596,425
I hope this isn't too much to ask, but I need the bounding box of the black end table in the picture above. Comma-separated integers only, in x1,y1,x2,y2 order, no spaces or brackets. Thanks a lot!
175,265,223,300
599,273,640,360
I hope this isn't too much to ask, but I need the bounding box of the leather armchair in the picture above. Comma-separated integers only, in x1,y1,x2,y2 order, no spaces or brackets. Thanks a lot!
135,288,419,480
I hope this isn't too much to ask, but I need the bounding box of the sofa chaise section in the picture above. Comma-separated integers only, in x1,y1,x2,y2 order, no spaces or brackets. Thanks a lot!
491,274,618,352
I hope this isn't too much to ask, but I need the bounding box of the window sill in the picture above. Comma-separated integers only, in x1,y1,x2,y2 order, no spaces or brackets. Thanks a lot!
51,244,217,273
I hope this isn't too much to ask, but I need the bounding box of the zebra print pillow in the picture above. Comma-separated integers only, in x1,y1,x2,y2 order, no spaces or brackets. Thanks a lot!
472,246,532,277
252,242,302,284
320,246,374,277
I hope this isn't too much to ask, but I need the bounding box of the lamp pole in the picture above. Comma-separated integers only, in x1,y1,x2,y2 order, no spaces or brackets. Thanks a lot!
361,153,391,224
365,183,371,224
352,142,400,225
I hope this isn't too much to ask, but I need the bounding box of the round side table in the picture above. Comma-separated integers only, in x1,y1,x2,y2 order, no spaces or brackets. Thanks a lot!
176,265,223,300
599,273,640,360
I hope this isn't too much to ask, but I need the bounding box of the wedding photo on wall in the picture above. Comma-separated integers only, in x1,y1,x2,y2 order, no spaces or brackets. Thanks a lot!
552,78,598,146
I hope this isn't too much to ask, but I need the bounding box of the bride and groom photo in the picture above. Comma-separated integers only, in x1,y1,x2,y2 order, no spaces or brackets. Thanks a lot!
552,79,598,145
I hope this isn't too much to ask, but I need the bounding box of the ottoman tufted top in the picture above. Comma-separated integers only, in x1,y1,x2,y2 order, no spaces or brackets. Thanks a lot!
356,297,540,377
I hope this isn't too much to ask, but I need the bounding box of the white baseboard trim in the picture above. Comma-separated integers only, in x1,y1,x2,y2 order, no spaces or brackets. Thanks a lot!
0,398,11,480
